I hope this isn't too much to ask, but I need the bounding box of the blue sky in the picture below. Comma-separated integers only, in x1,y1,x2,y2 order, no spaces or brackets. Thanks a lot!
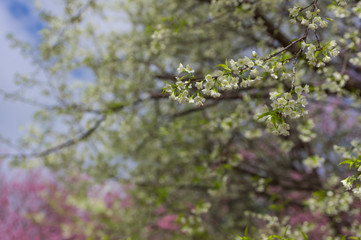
0,0,45,152
0,0,131,155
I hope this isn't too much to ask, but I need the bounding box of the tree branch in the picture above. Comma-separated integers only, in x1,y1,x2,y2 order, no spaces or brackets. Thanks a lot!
0,115,106,159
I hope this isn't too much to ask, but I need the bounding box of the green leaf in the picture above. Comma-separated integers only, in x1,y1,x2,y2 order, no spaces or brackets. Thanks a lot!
107,102,125,111
216,63,231,72
268,235,283,239
289,38,299,44
216,64,227,68
257,111,271,120
323,40,333,49
271,115,278,129
244,226,248,237
339,159,355,169
283,226,289,237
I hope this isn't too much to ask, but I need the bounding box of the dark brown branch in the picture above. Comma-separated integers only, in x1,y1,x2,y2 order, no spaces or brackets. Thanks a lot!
254,8,300,55
256,1,361,94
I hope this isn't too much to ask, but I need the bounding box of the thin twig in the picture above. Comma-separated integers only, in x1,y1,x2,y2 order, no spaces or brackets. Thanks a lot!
291,49,303,90
314,30,321,48
0,115,106,159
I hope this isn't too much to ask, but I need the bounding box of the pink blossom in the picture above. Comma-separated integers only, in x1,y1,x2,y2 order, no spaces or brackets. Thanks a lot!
157,214,179,231
290,171,303,181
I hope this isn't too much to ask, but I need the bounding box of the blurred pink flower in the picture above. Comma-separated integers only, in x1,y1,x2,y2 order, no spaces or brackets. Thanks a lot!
157,214,179,231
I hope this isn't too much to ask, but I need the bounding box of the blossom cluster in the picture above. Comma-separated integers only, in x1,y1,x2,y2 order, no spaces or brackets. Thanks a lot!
165,40,338,120
297,119,316,142
256,85,310,136
179,214,205,235
340,30,361,50
302,41,340,67
352,2,361,18
252,178,268,192
303,155,325,169
243,211,314,239
306,190,353,215
321,71,349,93
178,202,211,236
163,64,206,106
163,2,340,138
337,0,348,7
150,25,172,53
164,52,288,107
210,0,254,16
337,140,361,198
350,52,361,67
330,0,350,18
288,6,328,30
165,58,313,136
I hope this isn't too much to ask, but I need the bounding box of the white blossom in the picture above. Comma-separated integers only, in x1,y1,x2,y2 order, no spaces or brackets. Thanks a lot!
177,63,184,73
185,64,194,74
